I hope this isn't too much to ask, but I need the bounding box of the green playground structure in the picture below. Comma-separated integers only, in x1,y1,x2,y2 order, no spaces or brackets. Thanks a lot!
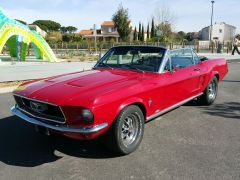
0,8,57,62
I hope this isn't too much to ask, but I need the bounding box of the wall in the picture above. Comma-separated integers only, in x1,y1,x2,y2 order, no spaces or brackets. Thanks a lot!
199,22,236,42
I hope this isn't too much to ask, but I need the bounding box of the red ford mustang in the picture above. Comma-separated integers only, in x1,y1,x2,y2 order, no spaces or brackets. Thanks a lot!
11,46,228,154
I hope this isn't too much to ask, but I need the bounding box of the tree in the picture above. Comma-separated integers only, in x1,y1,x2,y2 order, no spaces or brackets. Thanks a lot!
154,5,175,26
141,24,144,42
147,23,150,40
133,27,137,41
185,32,199,41
154,5,175,42
62,34,71,42
235,34,240,40
138,23,141,41
46,31,62,43
62,34,83,42
151,18,155,39
60,26,68,33
15,19,27,25
66,26,78,33
156,21,172,43
33,20,61,32
175,31,186,42
112,4,132,41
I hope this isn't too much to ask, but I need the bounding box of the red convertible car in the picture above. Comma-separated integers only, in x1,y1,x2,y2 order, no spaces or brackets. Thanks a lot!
11,46,228,154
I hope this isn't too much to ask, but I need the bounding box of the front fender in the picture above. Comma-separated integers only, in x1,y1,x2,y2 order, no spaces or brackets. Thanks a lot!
116,97,147,117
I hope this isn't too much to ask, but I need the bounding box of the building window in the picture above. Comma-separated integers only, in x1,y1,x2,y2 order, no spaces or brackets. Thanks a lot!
108,27,112,32
219,29,222,33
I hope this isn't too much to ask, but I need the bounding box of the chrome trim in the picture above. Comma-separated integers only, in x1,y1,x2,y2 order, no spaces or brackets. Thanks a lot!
13,93,58,106
146,93,203,121
159,48,197,74
159,49,171,73
11,106,108,133
94,46,167,74
13,94,67,124
16,105,66,124
59,106,67,123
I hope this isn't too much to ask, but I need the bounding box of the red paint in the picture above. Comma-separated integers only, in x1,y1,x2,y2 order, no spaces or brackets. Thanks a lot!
13,58,228,140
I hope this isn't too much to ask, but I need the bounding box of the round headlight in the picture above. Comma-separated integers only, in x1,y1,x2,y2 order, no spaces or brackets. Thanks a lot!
81,109,94,124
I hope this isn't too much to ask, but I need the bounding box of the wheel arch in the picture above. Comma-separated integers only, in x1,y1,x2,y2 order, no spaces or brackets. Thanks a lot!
117,98,147,120
131,102,147,119
209,71,219,83
214,73,220,82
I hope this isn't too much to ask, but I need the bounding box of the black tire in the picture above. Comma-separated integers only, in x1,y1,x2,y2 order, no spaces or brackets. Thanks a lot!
105,105,144,155
198,76,218,105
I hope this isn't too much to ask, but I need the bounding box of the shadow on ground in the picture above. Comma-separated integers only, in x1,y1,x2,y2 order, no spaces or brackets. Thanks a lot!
199,102,240,119
222,80,240,83
185,101,240,119
0,116,117,167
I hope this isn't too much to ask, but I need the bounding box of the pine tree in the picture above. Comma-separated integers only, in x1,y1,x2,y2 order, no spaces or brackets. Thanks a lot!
147,23,150,40
151,18,155,38
133,27,137,41
138,23,141,41
141,24,144,42
112,4,132,41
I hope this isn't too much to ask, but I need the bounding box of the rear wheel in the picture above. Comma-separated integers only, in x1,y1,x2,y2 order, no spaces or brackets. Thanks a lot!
105,105,144,155
198,76,218,105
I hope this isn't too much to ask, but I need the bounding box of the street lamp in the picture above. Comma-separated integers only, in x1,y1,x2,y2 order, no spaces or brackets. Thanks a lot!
209,1,215,42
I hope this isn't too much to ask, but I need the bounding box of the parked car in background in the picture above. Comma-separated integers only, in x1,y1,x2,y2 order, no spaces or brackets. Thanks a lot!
11,46,228,155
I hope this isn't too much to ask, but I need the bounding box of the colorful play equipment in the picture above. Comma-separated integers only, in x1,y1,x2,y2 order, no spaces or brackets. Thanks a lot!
0,8,57,62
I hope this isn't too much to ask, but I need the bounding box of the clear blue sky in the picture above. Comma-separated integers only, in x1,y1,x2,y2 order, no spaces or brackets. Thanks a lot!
1,0,239,33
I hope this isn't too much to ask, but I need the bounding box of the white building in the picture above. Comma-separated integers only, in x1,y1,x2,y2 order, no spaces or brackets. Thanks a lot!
28,25,47,38
199,22,236,42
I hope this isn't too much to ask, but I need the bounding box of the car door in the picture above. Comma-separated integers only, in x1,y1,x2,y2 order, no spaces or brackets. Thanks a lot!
190,51,208,95
155,49,199,111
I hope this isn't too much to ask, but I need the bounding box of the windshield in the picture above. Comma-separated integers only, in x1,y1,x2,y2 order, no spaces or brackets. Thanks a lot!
95,46,166,73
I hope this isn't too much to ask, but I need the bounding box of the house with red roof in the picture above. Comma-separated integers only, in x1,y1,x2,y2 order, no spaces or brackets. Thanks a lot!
79,21,120,42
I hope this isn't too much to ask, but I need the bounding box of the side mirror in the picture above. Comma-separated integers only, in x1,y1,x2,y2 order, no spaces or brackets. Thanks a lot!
199,56,208,61
170,68,175,73
173,65,181,71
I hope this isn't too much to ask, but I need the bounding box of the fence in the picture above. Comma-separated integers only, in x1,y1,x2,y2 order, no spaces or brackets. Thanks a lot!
1,41,234,58
48,41,233,56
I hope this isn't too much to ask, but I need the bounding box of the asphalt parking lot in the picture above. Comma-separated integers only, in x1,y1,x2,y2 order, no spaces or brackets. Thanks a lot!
0,61,239,180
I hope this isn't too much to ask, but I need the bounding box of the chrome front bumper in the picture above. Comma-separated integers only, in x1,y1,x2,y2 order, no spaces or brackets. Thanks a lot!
11,106,108,133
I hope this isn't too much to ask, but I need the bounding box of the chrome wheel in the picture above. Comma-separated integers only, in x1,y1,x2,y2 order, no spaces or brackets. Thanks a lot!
105,105,144,155
208,80,217,101
197,76,218,106
121,113,140,147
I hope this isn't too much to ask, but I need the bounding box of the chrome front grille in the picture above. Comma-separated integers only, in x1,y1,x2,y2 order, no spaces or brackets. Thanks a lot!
14,95,66,124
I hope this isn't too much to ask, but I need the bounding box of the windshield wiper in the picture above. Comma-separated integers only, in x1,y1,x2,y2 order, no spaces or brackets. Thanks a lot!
123,64,144,73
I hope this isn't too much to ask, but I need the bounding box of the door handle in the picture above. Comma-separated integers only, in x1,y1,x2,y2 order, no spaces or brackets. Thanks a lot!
194,68,201,71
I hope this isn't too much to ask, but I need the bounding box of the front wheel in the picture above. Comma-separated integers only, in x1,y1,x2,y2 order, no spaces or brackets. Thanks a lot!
198,76,218,105
105,105,144,155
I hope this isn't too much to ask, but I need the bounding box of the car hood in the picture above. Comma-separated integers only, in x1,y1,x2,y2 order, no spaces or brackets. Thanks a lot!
13,68,144,106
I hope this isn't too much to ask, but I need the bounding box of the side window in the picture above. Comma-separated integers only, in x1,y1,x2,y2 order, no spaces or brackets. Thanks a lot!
170,49,194,69
164,58,171,72
193,52,200,64
163,51,171,72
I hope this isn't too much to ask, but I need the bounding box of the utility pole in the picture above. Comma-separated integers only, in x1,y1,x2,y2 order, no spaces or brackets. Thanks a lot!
210,1,215,42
